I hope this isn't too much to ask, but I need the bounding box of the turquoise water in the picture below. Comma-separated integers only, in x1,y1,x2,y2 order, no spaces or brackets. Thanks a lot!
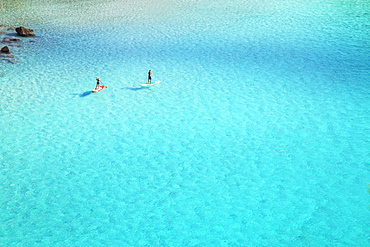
1,0,369,246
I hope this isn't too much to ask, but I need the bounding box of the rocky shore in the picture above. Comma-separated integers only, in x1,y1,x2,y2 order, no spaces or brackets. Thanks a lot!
1,26,35,64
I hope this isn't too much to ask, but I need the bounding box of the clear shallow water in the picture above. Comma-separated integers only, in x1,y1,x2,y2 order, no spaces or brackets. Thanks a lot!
1,0,369,246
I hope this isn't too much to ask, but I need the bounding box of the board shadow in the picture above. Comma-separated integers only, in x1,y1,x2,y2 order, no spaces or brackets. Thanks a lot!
125,87,145,91
71,91,93,97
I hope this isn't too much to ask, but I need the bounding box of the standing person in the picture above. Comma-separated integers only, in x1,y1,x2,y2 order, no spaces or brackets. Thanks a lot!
147,70,152,84
95,77,101,90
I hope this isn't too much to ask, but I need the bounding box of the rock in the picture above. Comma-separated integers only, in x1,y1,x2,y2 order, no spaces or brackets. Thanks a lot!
2,37,21,43
9,58,17,64
0,31,6,35
1,52,16,63
15,26,35,37
6,58,17,64
0,53,14,58
1,46,10,53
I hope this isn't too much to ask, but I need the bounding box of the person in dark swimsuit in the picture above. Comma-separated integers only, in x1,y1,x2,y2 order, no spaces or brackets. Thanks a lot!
147,70,152,84
95,77,101,90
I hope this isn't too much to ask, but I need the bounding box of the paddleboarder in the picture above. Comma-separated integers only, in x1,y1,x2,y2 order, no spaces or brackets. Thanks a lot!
95,77,101,90
147,70,152,84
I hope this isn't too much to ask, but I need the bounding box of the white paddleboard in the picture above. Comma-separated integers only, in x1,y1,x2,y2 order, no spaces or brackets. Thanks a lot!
140,81,161,87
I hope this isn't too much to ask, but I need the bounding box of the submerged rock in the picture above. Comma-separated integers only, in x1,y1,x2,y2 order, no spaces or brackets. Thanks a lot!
1,46,10,53
8,43,21,47
2,37,21,43
15,26,35,37
0,52,16,63
5,58,17,64
0,53,14,58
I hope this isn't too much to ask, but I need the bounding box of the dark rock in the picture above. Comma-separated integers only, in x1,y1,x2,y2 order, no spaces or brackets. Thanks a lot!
1,46,10,53
2,37,21,43
7,27,16,31
16,26,35,37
